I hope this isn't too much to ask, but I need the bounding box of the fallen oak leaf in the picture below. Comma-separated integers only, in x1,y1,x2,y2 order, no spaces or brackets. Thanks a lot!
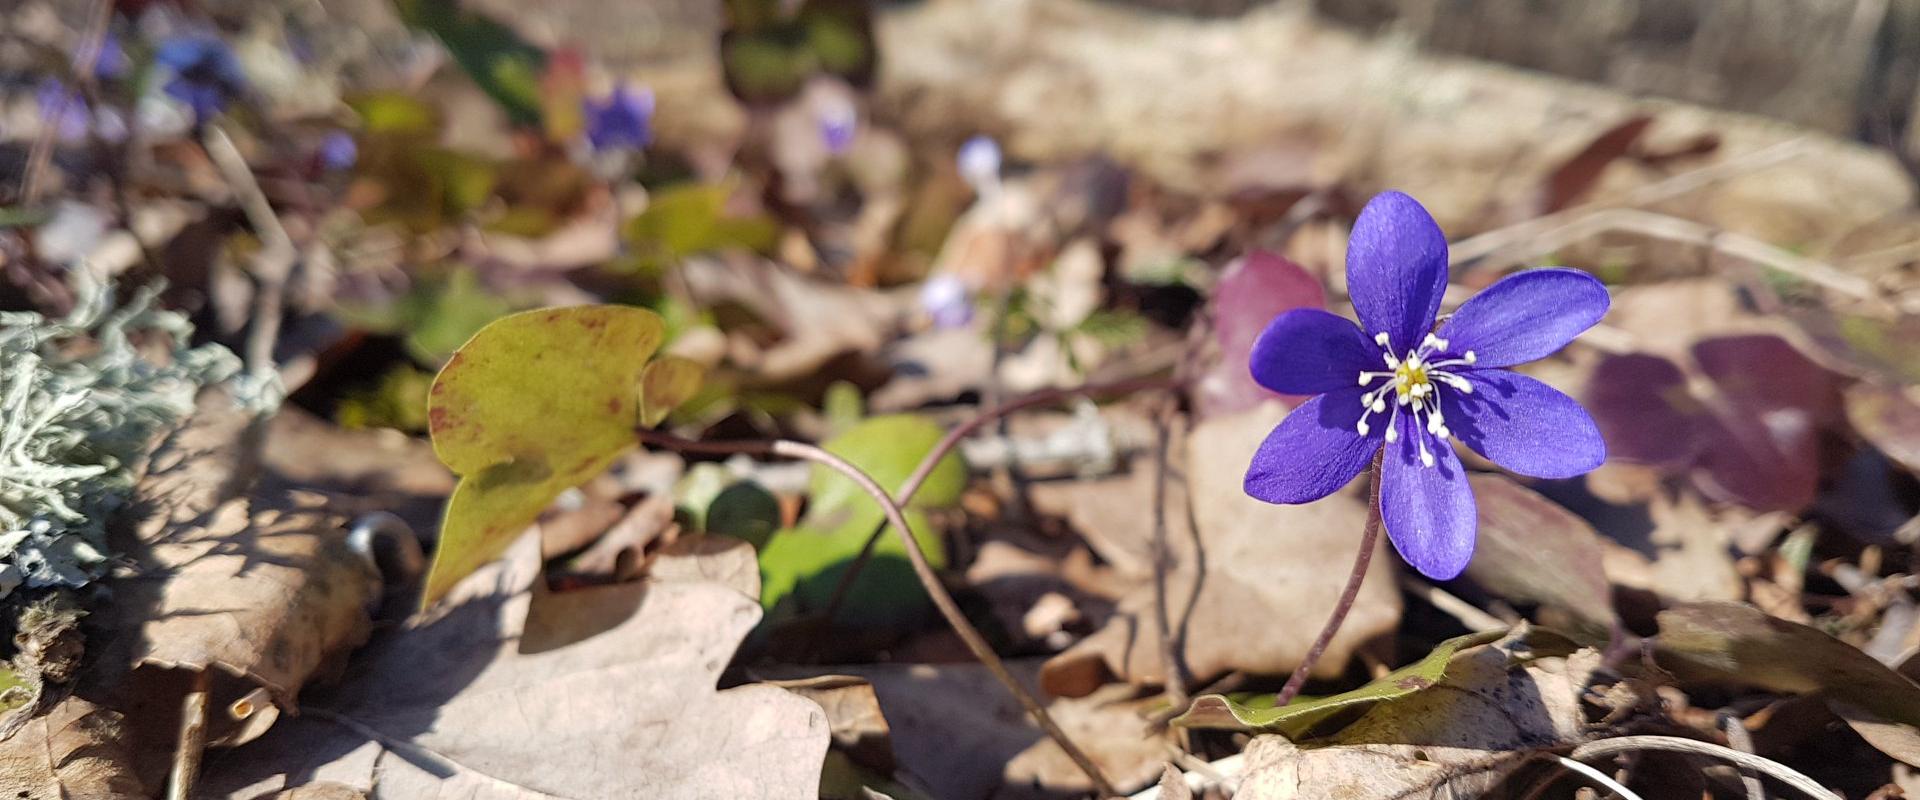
203,534,829,799
0,696,145,798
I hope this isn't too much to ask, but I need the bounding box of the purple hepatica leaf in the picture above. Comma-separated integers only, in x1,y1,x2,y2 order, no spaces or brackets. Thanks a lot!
1196,251,1328,418
156,35,246,124
1243,190,1608,580
1586,334,1840,512
583,83,653,153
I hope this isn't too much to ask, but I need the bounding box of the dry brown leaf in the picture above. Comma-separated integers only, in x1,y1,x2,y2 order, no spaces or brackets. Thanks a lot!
202,534,829,799
1235,638,1599,799
256,784,369,800
103,404,383,748
773,661,1166,799
0,696,146,798
1465,474,1618,641
1040,402,1400,695
682,254,909,382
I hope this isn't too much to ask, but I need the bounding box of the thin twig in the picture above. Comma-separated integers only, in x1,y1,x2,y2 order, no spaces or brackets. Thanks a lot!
634,429,1120,797
1149,400,1189,710
1720,712,1768,800
166,669,212,800
1572,736,1839,800
1273,450,1384,707
1555,754,1648,800
20,0,113,205
1493,208,1878,304
203,124,298,380
1450,138,1809,268
818,374,1182,626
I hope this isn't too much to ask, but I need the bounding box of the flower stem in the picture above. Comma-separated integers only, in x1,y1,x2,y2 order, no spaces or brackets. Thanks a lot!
1271,449,1384,708
633,428,1121,798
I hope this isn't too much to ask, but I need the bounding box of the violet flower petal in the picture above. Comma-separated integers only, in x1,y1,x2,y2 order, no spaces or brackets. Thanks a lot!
1346,191,1449,355
1380,409,1475,580
1437,268,1609,368
1440,368,1606,479
1244,388,1382,504
1249,308,1381,395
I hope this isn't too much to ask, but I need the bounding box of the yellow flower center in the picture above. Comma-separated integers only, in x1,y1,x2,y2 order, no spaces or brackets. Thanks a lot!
1394,360,1429,400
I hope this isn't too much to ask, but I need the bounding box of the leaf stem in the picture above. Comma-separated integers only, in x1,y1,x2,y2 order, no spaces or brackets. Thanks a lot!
634,428,1122,798
818,374,1182,626
1271,449,1384,708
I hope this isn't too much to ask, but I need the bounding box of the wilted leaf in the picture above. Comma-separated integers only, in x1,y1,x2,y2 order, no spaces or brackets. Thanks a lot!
1536,115,1654,214
1235,635,1598,799
1586,353,1699,468
1466,474,1618,640
1847,383,1920,474
1193,251,1325,418
640,356,706,427
424,306,665,607
203,536,829,799
1587,335,1840,512
759,415,966,629
1175,629,1507,737
107,404,381,742
770,662,1167,799
1040,402,1400,695
0,697,144,798
1655,601,1920,730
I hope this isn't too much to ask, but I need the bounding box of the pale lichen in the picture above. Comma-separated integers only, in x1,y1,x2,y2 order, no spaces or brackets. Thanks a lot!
0,274,241,592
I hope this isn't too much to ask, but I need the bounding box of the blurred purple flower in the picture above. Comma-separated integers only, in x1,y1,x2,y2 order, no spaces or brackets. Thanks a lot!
155,35,246,123
818,97,857,155
1242,191,1609,579
319,131,357,171
36,80,90,143
919,274,974,329
583,83,653,153
90,34,130,81
957,135,1000,192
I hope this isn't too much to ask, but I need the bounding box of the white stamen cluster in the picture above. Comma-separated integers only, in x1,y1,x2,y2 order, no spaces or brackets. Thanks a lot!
1356,332,1476,468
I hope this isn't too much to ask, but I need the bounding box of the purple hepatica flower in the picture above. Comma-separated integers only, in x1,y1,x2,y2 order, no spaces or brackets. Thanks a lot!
36,80,90,143
1243,191,1608,580
156,35,246,123
818,97,858,155
919,274,975,329
583,83,654,153
957,135,1001,193
319,131,358,171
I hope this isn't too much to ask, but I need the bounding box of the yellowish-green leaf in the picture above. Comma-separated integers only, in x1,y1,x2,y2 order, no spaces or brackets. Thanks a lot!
640,356,706,427
758,414,967,629
347,91,439,136
423,305,664,606
620,183,779,274
1174,629,1508,737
